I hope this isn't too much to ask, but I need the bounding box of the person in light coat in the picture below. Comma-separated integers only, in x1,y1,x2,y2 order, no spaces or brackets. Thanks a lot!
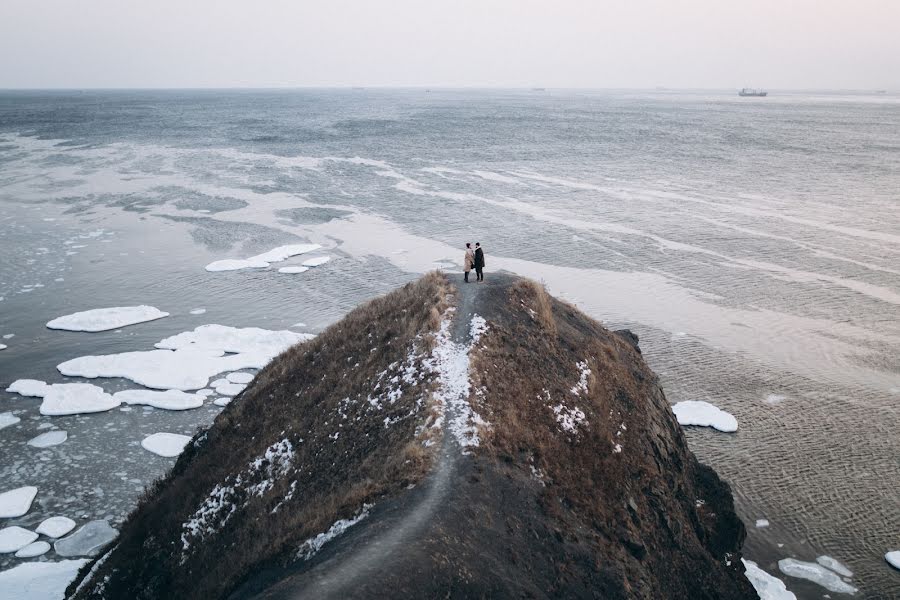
463,243,475,283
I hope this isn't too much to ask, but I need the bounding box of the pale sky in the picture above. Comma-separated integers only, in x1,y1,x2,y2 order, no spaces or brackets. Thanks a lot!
1,0,898,89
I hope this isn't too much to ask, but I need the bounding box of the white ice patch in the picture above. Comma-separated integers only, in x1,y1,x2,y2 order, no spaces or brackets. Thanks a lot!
0,486,38,518
765,394,786,405
743,559,797,600
301,256,331,267
570,360,591,396
157,324,312,356
427,311,488,449
756,519,770,528
886,550,900,570
551,403,587,435
278,266,309,274
39,384,119,416
777,558,858,594
5,379,50,397
816,555,852,578
0,559,89,600
35,516,76,538
0,345,5,351
46,306,169,332
141,433,192,457
189,308,207,315
297,504,371,560
54,520,117,557
0,412,20,430
205,243,321,272
672,401,738,433
15,541,50,558
27,430,68,447
213,397,231,407
113,389,204,411
226,372,254,384
213,382,246,396
0,527,38,553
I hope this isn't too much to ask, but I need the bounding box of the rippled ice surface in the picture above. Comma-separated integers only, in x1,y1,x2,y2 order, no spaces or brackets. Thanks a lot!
1,89,898,596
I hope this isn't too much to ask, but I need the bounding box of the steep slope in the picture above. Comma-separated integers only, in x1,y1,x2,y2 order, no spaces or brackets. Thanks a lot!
68,273,755,600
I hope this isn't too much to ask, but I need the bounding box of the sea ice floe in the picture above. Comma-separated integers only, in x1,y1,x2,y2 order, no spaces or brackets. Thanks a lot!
113,389,204,411
157,324,313,355
0,559,89,600
0,527,38,553
38,383,120,416
54,520,118,557
35,516,77,538
777,558,858,594
301,256,331,267
196,388,214,397
0,412,20,430
14,541,50,558
213,397,231,407
225,372,254,384
46,306,169,332
189,308,207,315
278,266,309,274
141,433,191,457
886,550,900,570
0,345,6,351
27,430,68,447
5,379,51,397
213,382,246,396
765,394,786,405
816,555,852,577
742,559,796,600
756,519,770,528
0,486,38,518
672,401,738,433
205,243,321,272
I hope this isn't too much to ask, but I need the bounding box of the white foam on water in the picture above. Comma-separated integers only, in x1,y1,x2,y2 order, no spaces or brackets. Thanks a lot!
5,379,51,397
777,558,858,594
35,516,77,538
672,400,738,433
113,389,204,411
27,430,68,447
141,432,191,457
0,559,89,600
0,527,38,553
0,486,38,518
225,372,254,384
301,256,331,267
205,243,321,272
46,306,169,332
14,540,50,558
743,559,797,600
0,412,20,430
278,266,309,274
39,384,120,416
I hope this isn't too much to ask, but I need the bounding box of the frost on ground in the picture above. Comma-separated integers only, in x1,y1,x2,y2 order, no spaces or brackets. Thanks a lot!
181,438,296,556
54,520,117,557
0,527,38,553
27,430,68,447
36,516,77,538
742,559,797,600
0,558,88,600
0,412,20,430
46,306,169,332
297,504,371,560
142,433,192,457
778,558,858,594
113,389,204,411
0,486,38,518
886,550,900,570
427,310,488,449
672,400,738,433
205,243,321,272
15,540,50,558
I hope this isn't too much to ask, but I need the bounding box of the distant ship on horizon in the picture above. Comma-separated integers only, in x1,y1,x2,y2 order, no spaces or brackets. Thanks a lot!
738,88,768,97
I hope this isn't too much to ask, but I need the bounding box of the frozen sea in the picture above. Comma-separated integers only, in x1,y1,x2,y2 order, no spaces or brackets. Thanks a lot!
0,89,898,597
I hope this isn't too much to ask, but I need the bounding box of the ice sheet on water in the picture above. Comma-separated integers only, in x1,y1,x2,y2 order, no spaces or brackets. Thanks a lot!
27,430,68,447
0,559,89,600
189,308,207,315
205,243,321,272
672,400,738,433
756,519,770,528
886,551,900,570
5,379,50,397
214,382,246,396
113,389,204,411
157,324,313,355
0,412,20,430
278,266,309,274
226,372,254,384
301,256,330,267
0,486,38,518
142,432,191,457
14,541,50,558
0,527,38,553
742,559,796,600
213,397,231,407
205,258,270,272
54,520,118,557
36,516,77,538
47,306,169,332
777,558,857,594
0,345,6,351
816,555,852,577
39,383,120,416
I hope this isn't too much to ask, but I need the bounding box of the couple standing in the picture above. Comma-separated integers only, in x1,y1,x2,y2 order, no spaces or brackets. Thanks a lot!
464,242,485,283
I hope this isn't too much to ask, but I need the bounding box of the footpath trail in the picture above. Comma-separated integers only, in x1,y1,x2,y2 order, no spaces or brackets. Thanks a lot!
243,273,509,600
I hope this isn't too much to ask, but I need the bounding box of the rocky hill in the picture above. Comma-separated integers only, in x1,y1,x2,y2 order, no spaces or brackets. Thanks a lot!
67,272,756,599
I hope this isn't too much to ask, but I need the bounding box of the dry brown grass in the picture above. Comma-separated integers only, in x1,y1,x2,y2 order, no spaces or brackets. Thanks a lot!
70,272,453,600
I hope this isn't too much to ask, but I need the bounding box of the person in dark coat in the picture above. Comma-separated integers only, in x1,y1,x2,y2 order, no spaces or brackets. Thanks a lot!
474,242,485,282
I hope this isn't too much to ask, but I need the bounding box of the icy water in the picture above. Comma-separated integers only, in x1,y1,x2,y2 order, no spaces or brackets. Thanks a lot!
0,89,899,597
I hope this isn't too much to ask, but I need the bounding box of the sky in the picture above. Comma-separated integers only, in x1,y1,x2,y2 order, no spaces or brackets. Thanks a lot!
1,0,899,89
